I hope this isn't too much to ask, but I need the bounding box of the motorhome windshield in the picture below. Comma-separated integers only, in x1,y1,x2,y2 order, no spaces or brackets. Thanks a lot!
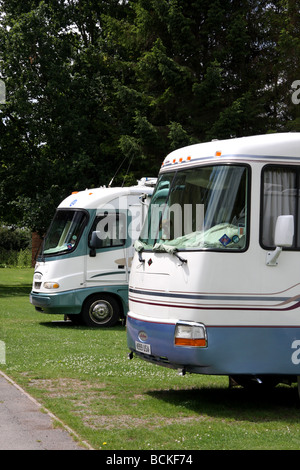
138,164,249,251
43,210,87,256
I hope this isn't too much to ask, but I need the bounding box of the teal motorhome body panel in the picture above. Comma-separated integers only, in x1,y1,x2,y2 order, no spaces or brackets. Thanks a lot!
30,284,128,316
30,180,156,326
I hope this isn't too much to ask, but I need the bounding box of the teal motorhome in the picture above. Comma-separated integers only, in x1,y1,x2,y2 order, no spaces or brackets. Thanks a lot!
30,178,156,327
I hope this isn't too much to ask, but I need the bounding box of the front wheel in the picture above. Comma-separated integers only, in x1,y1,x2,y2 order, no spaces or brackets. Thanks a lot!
81,294,120,327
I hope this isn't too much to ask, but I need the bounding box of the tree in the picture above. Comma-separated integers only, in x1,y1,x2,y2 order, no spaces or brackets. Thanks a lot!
107,0,291,170
275,0,300,131
0,0,129,233
0,0,299,233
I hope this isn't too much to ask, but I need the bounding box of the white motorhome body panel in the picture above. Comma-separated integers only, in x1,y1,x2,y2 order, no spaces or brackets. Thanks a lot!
60,185,154,211
161,132,300,170
129,249,300,327
127,134,300,379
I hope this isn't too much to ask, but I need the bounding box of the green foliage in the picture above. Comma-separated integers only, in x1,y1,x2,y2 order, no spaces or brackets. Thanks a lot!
0,248,32,268
167,121,194,151
0,0,128,232
0,226,32,267
0,0,300,231
0,226,31,251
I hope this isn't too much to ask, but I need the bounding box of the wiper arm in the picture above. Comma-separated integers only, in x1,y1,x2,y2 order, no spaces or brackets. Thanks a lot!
153,242,187,265
134,240,146,263
134,240,187,265
174,251,187,264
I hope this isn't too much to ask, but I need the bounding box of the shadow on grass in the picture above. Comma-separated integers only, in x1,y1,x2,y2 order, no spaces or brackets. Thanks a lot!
40,319,125,331
0,284,32,297
147,384,300,420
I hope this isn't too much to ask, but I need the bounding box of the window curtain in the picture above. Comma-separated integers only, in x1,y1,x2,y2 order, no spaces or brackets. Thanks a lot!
262,169,296,247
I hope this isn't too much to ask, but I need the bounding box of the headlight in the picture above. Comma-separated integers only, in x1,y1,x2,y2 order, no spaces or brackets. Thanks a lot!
174,321,207,347
43,282,60,289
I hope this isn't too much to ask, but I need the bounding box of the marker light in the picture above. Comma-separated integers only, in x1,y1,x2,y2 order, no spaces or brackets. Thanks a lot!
174,321,207,347
43,282,60,289
215,151,222,156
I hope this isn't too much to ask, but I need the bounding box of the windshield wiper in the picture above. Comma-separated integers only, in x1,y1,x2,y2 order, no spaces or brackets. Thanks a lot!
134,240,147,263
134,240,187,264
174,251,187,264
152,242,187,265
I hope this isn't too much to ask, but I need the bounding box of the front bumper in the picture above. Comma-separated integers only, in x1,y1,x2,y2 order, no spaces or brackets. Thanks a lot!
29,289,83,315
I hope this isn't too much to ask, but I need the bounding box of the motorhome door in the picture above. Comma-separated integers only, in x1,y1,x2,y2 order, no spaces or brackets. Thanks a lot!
86,210,128,285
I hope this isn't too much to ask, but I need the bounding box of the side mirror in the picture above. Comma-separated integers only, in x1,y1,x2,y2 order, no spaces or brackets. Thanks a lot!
89,231,102,257
266,215,294,266
274,215,294,247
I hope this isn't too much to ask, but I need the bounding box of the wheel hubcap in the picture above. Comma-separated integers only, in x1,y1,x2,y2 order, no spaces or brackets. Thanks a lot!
89,300,113,324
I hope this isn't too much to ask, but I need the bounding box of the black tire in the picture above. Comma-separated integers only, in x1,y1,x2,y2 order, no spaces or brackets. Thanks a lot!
230,375,279,390
81,294,120,327
67,314,84,325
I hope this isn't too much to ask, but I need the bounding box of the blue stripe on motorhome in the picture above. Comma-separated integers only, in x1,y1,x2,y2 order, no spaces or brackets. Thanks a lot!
129,289,300,312
127,314,300,375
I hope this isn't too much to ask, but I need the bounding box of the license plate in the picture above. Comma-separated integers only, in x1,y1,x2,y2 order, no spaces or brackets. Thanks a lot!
135,341,151,355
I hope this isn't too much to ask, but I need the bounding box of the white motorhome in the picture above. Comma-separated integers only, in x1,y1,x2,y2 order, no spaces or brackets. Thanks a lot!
127,133,300,393
30,178,156,327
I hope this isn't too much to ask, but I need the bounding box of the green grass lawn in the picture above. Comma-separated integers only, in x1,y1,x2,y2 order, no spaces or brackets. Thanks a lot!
1,268,300,450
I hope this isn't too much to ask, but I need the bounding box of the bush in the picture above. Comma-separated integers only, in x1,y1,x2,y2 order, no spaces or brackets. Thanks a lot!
0,248,32,268
0,226,31,251
0,226,32,267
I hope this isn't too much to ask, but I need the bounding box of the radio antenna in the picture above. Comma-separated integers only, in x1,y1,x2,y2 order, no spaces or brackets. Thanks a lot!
108,155,128,187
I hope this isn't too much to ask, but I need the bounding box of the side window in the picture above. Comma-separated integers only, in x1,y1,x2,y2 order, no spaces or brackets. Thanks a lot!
89,212,126,249
261,166,298,248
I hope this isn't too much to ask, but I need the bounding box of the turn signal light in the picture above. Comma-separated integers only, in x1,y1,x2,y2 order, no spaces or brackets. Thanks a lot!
174,322,207,348
43,282,60,289
175,337,207,347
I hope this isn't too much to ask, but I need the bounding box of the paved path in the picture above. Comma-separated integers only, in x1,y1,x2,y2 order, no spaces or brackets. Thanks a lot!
0,371,92,450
